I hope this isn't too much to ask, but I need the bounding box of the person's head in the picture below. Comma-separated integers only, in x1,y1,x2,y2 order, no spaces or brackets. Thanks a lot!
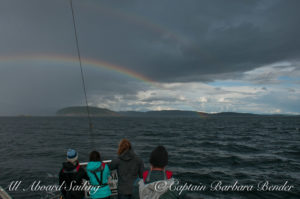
118,138,132,155
89,151,101,162
67,149,78,165
150,145,168,169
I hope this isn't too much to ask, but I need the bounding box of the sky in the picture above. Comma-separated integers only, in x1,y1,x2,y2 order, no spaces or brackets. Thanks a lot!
0,0,300,115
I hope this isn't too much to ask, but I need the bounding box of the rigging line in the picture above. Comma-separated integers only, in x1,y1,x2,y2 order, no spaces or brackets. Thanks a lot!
68,0,93,132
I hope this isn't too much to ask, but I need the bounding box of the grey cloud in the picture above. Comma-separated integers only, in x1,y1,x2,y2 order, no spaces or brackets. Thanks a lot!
0,63,143,115
2,0,300,82
1,0,300,115
288,88,295,93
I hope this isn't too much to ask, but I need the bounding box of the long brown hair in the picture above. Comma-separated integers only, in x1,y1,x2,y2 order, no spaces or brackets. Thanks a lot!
118,139,132,155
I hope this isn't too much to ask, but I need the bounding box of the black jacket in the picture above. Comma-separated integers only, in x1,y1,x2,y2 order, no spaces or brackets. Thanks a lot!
59,161,89,199
109,149,144,195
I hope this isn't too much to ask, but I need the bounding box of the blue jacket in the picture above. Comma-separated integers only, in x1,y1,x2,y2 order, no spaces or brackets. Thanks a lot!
86,161,112,199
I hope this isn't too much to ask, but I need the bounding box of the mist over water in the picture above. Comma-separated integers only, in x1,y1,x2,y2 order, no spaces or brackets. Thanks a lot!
0,116,300,199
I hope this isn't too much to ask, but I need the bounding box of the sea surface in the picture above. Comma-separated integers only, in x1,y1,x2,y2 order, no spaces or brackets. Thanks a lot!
0,116,300,199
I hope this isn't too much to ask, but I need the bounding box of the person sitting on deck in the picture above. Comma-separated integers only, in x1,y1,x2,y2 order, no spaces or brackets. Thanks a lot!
59,149,89,199
132,145,184,199
109,139,144,199
86,151,112,199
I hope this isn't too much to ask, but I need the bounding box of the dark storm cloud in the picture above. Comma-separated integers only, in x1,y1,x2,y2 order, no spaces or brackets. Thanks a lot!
1,0,300,115
73,0,300,82
1,0,300,82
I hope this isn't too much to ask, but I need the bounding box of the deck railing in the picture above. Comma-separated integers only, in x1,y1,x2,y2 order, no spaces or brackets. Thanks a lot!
0,186,12,199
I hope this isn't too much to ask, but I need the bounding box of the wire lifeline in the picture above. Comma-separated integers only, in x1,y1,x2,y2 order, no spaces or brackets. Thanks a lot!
68,0,93,132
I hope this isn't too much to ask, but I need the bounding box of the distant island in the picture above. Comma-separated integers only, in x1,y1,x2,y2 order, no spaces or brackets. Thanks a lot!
56,106,293,117
56,106,120,117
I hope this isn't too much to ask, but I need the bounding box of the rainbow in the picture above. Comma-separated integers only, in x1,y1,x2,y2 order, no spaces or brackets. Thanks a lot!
197,111,209,119
0,54,158,87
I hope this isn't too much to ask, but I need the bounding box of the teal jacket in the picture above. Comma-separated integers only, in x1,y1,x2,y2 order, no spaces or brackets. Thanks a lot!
86,161,112,199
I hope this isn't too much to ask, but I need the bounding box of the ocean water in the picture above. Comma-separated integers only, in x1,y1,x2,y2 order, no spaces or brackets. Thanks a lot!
0,116,300,199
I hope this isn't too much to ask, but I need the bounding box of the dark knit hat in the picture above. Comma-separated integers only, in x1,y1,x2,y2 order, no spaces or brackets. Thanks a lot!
67,149,78,163
150,145,168,168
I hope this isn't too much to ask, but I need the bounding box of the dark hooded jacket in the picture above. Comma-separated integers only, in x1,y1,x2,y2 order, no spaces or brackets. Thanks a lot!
59,161,89,199
109,149,144,195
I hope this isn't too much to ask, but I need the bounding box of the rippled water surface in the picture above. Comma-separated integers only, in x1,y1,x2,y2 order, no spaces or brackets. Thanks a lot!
0,116,300,199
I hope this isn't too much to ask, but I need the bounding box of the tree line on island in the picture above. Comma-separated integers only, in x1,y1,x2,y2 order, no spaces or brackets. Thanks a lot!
56,106,292,117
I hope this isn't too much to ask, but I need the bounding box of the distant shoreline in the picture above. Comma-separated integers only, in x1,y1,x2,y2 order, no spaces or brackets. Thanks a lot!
52,106,299,118
1,106,299,117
